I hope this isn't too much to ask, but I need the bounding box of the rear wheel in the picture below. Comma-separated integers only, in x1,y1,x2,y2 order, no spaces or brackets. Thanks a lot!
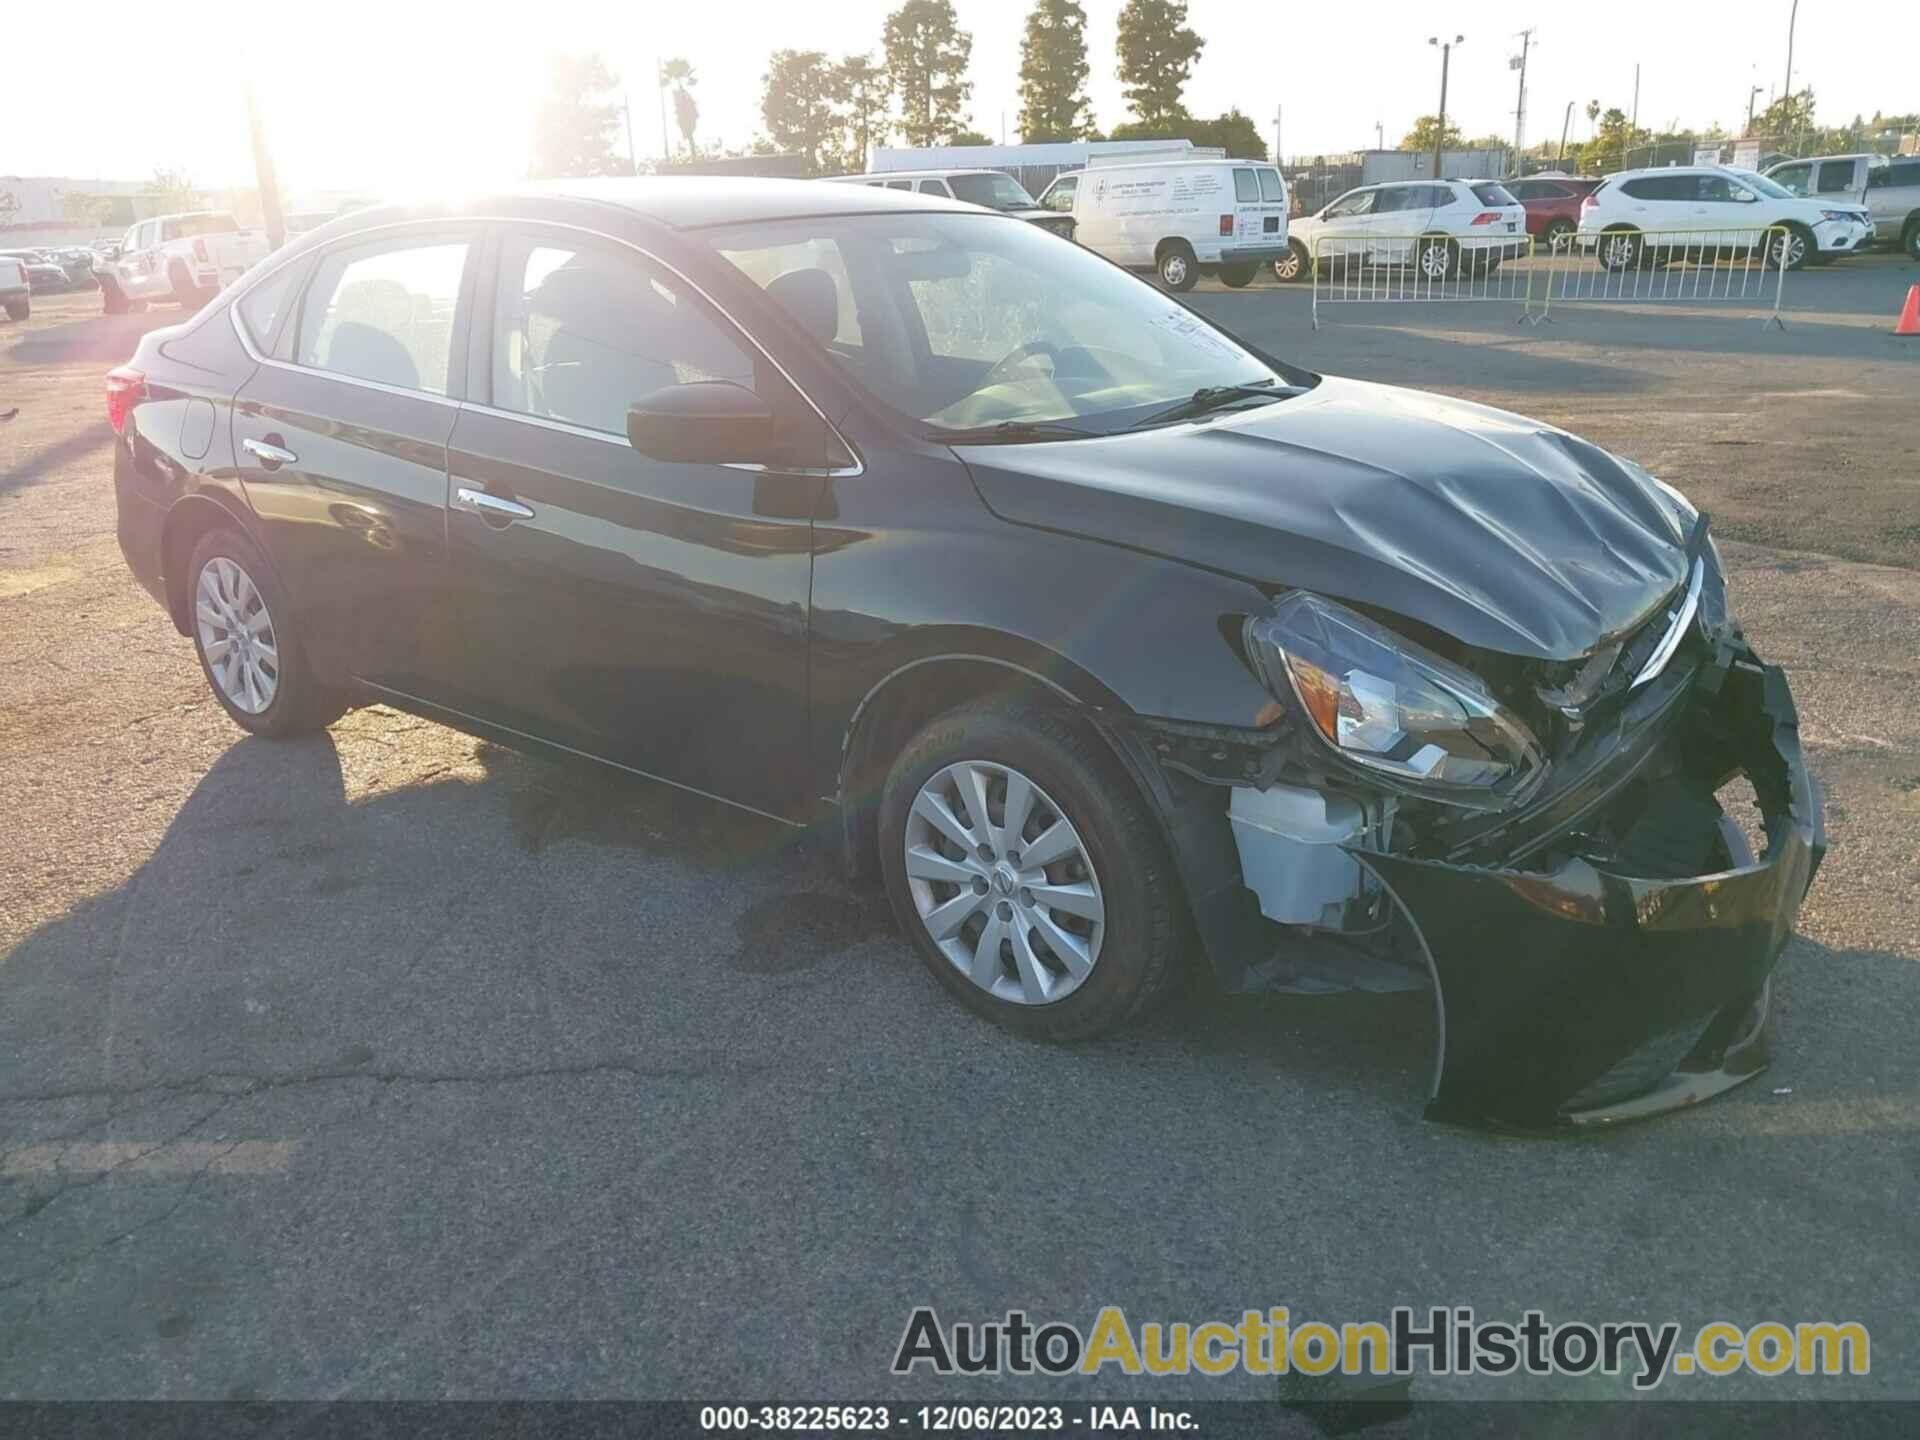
1156,242,1198,292
187,528,346,738
1905,220,1920,261
1597,227,1641,271
1218,262,1258,288
168,260,207,309
1540,218,1575,253
879,701,1180,1040
3,297,25,322
101,278,130,314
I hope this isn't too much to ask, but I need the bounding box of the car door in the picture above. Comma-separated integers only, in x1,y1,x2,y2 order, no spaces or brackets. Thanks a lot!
1370,185,1434,264
1312,187,1376,267
126,221,162,297
231,228,475,697
1769,162,1812,198
1040,174,1077,214
442,225,831,819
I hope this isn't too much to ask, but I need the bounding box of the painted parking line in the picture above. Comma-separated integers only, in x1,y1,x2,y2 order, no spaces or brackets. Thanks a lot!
1,1141,297,1176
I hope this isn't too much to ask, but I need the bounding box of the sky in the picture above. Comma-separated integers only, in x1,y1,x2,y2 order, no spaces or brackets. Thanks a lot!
5,0,1913,196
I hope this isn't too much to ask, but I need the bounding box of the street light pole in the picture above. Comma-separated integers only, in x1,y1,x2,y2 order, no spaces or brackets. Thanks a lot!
1747,84,1764,135
1558,101,1573,166
1511,28,1534,161
1428,35,1464,179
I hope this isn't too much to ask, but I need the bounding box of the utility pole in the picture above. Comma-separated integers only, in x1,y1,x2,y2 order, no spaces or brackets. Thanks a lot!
1428,35,1464,178
1558,100,1572,166
1784,0,1799,101
1630,63,1640,133
243,83,285,252
1272,105,1284,165
1511,28,1534,160
1375,120,1384,151
623,95,637,175
656,60,671,163
1747,85,1764,135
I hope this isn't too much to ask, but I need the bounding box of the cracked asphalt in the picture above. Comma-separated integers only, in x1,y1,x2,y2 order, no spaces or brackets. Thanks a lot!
2,257,1917,1403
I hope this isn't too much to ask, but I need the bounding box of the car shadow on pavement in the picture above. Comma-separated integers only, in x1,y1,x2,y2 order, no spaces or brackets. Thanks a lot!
0,423,113,497
2,309,178,367
2,725,1912,1159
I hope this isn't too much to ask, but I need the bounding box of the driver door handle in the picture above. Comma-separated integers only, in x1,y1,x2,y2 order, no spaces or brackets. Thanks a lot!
454,486,535,522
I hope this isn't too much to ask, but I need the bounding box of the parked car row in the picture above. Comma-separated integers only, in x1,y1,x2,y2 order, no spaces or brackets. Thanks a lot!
0,255,31,320
0,246,96,293
95,211,272,313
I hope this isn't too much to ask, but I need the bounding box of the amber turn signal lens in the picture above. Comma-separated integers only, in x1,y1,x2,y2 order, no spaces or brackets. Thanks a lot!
1287,656,1342,742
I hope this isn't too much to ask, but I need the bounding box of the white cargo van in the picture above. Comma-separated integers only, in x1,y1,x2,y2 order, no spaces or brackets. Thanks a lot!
1068,159,1289,290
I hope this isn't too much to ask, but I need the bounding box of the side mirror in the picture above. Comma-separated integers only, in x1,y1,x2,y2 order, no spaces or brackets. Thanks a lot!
627,381,787,467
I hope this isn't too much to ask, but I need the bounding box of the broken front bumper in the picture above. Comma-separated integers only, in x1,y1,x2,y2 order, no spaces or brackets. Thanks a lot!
1361,651,1825,1131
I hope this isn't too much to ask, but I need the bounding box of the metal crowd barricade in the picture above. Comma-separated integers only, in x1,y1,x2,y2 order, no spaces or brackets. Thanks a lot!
1531,225,1789,329
1309,232,1537,330
1304,225,1790,330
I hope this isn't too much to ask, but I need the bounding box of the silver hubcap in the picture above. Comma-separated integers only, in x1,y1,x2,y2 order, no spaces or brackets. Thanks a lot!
1275,250,1301,278
903,760,1105,1006
1604,235,1635,267
1421,243,1451,278
195,556,279,714
1772,233,1804,266
1163,254,1188,285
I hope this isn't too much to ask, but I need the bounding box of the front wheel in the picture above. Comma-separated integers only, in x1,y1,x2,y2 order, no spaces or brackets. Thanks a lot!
3,297,25,322
1766,223,1813,272
1218,262,1258,288
187,528,347,738
1156,243,1198,292
879,701,1181,1040
1597,228,1641,271
1271,240,1310,283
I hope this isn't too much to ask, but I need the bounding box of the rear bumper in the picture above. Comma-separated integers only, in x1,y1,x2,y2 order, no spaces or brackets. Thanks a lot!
113,438,169,611
1362,648,1823,1131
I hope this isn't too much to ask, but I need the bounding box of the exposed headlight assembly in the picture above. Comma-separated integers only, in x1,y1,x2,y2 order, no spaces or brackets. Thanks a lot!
1245,593,1545,809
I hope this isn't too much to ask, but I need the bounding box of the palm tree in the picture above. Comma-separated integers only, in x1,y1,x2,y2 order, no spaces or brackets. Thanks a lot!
660,58,699,157
1585,99,1601,138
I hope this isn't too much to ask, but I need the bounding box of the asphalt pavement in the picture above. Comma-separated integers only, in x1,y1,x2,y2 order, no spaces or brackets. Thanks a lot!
2,255,1917,1405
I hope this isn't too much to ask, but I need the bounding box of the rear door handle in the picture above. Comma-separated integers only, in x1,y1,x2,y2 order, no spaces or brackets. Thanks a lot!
454,486,535,522
242,437,297,467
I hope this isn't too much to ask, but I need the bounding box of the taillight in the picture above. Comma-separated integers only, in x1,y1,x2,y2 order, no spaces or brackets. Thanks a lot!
193,238,209,263
1580,193,1599,210
105,366,147,436
1219,214,1234,236
1470,211,1501,225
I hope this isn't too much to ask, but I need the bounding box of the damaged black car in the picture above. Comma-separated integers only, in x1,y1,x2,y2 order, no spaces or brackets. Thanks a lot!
107,180,1823,1131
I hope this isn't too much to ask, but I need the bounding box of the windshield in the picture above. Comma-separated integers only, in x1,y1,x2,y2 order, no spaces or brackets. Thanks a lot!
945,173,1038,211
708,212,1298,437
1734,171,1793,199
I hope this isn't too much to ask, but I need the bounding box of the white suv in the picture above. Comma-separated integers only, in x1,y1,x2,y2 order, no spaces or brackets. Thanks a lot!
1575,166,1872,271
1277,179,1527,282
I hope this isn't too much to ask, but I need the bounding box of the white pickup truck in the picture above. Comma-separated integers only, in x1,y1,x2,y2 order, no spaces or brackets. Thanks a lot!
1765,153,1920,258
97,211,271,313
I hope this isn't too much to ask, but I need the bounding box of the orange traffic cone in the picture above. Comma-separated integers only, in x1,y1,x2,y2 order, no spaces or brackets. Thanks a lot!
1897,284,1920,337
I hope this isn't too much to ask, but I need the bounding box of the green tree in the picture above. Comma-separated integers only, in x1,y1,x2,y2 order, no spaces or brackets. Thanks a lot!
1116,0,1203,128
832,54,891,171
947,128,994,146
660,59,699,159
529,54,629,178
149,167,204,207
1017,0,1094,142
762,50,840,173
1752,87,1815,146
883,0,974,148
1109,108,1266,159
1587,107,1648,175
1398,115,1462,152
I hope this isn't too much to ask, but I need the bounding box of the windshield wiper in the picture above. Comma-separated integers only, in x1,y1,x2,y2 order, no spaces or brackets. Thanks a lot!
1127,382,1298,431
937,419,1101,444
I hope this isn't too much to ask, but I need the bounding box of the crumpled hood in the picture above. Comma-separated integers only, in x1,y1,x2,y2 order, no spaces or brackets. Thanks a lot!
956,376,1691,660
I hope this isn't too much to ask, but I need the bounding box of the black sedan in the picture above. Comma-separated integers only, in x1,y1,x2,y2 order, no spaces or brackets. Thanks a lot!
106,179,1823,1130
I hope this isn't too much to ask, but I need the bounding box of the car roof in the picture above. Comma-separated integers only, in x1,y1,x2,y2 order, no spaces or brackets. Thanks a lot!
330,177,984,236
829,169,1005,181
1081,158,1266,173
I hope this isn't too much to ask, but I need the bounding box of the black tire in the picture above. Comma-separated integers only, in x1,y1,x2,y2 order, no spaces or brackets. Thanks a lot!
879,700,1181,1041
1540,218,1575,254
186,527,347,738
1218,262,1258,288
1902,219,1919,261
1596,227,1640,271
1156,242,1199,292
3,297,25,322
1415,235,1457,282
1271,240,1310,283
1765,223,1814,273
168,260,206,309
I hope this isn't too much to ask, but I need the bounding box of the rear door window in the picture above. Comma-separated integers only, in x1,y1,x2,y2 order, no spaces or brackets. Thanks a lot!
1233,168,1260,203
295,237,471,395
1815,160,1856,194
1258,168,1286,202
